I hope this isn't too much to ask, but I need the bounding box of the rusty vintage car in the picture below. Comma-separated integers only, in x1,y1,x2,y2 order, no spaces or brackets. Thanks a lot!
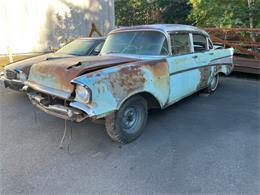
0,37,105,91
24,24,234,143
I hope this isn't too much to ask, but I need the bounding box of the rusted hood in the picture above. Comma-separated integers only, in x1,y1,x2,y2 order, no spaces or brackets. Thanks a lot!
27,55,140,99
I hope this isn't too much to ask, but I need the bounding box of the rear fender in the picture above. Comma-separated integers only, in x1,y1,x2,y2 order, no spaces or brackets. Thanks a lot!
210,48,234,75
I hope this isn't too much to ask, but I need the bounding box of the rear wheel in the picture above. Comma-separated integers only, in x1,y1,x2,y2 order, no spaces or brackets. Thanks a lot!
205,73,219,93
105,95,148,144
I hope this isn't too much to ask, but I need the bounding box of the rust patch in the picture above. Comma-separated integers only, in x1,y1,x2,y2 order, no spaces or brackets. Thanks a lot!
144,60,168,77
92,64,147,103
216,65,222,73
92,59,169,105
197,66,210,90
110,66,146,99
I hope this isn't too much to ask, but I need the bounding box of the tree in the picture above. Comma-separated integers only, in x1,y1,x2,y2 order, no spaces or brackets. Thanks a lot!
115,0,191,26
188,0,260,28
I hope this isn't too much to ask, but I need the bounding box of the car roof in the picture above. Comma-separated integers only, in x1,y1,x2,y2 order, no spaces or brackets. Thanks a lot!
110,24,209,36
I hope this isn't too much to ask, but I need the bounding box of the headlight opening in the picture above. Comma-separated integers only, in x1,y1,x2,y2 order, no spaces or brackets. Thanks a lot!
75,85,91,103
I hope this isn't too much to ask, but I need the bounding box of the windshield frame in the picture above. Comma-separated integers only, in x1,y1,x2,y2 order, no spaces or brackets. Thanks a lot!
100,29,172,56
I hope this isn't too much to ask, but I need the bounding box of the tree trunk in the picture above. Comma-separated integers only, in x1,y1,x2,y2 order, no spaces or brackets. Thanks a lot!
247,0,257,53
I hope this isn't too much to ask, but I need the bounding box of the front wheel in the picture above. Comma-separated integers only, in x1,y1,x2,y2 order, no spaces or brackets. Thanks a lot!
205,73,219,93
105,95,148,144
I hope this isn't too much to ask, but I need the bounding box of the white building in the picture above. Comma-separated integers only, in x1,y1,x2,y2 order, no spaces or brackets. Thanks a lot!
0,0,115,54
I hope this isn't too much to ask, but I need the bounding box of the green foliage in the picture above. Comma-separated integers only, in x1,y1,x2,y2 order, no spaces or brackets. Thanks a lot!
115,0,192,26
115,0,259,28
188,0,260,28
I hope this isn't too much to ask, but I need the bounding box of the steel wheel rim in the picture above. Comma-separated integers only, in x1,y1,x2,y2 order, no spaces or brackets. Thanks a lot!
122,106,139,131
211,75,219,91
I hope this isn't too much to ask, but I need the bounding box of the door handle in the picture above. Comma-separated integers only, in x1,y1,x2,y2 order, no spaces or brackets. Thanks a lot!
192,55,198,59
209,52,214,55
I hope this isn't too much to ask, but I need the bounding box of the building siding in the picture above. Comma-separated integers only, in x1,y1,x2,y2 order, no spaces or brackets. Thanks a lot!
0,0,114,54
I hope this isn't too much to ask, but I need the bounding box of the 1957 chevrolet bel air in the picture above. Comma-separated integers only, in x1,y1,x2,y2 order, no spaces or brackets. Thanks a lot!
24,24,234,144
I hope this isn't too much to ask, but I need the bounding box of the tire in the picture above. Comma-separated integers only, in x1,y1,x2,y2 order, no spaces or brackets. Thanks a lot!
105,95,148,144
205,73,219,93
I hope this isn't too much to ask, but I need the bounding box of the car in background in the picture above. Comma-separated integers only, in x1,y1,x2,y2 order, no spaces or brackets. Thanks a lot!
25,24,234,144
0,37,105,91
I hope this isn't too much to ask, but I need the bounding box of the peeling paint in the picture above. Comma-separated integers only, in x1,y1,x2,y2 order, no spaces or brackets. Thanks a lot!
197,66,211,90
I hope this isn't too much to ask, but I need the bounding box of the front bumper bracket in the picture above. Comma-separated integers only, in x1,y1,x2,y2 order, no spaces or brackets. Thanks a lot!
28,92,88,122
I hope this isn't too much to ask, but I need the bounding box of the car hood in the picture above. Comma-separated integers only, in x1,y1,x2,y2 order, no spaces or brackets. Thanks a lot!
4,53,74,75
27,55,140,99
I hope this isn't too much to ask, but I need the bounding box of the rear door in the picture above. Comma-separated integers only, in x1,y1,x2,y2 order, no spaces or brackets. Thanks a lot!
166,32,200,104
191,33,212,89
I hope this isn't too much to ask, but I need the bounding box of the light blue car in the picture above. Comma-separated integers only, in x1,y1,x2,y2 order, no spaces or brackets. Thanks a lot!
25,24,234,143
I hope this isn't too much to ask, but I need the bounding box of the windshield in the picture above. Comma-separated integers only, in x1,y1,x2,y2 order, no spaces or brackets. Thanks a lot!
56,39,97,56
101,31,168,55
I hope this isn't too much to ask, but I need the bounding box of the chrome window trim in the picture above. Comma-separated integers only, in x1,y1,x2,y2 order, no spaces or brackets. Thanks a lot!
189,33,194,52
207,38,214,50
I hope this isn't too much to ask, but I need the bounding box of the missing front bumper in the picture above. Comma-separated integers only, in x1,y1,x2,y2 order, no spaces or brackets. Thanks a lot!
0,76,24,91
28,92,87,122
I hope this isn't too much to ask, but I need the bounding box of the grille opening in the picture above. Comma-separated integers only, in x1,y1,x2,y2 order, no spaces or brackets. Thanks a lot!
5,69,17,80
35,92,71,107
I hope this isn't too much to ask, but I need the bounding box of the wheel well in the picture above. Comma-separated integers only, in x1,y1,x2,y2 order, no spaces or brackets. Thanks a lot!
217,72,226,76
138,92,161,109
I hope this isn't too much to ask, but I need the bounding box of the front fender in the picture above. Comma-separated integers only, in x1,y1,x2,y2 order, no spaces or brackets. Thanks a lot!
71,60,170,118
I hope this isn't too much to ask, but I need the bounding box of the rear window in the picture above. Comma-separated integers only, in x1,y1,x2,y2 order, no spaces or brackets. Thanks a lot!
192,34,208,52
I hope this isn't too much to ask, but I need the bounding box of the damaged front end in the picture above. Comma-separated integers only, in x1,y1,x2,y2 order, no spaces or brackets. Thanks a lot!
26,90,87,122
24,55,140,122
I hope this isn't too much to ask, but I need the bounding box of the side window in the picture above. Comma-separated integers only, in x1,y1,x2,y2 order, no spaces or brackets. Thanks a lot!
170,33,191,55
193,34,208,52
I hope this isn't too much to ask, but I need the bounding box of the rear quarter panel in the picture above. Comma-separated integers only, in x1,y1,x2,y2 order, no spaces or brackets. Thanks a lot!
209,48,234,75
